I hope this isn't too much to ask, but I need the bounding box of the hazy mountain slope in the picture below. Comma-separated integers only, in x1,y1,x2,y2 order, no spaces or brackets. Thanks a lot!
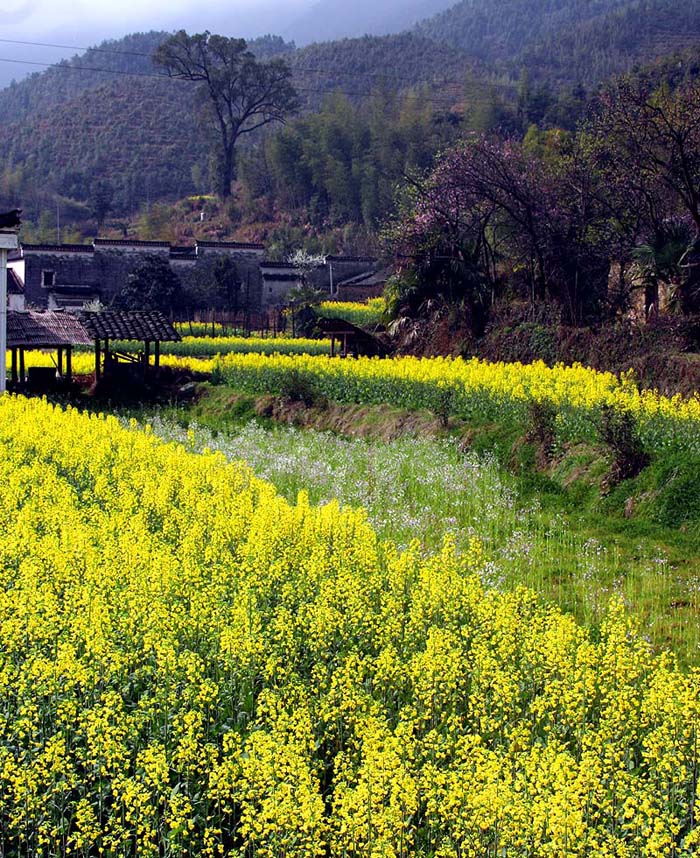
416,0,700,84
288,33,473,108
286,0,455,45
4,0,697,223
0,32,167,125
521,0,700,84
416,0,629,62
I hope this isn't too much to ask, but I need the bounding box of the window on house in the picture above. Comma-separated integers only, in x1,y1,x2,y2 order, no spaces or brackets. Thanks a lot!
41,270,56,287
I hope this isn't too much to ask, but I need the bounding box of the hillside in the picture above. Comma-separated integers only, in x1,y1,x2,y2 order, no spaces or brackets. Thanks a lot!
0,30,472,221
286,0,454,44
416,0,700,84
2,0,699,231
288,33,474,109
521,0,700,85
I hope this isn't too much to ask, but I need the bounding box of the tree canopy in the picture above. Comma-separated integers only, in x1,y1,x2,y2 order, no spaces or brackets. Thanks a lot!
153,31,299,199
116,255,183,315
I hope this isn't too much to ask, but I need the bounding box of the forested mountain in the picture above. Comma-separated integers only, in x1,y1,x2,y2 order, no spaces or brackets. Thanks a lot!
287,34,476,110
0,29,472,221
286,0,454,45
1,0,699,239
416,0,700,84
521,0,700,85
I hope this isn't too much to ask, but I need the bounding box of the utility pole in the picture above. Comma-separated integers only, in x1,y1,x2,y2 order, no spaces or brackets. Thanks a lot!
0,230,19,394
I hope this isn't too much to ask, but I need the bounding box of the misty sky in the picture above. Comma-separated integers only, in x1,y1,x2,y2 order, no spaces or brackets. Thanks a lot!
0,0,312,86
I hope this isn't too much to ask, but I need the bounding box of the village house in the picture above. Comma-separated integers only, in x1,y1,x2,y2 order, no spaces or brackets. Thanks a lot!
7,239,389,314
7,239,266,311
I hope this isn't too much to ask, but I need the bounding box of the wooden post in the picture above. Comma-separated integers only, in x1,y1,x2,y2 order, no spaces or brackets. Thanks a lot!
66,346,72,384
0,235,19,394
19,348,24,385
155,340,160,369
95,339,101,381
331,336,335,358
11,348,17,384
57,347,63,376
144,340,151,365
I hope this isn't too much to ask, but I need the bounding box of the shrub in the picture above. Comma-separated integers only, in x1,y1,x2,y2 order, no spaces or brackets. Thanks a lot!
599,405,650,486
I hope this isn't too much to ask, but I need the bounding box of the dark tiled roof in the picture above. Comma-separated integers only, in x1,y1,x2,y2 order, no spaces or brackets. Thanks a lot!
327,255,378,264
19,243,94,254
197,240,264,251
261,261,299,270
49,284,100,294
7,311,93,347
93,238,171,248
7,269,23,295
264,274,302,283
80,311,181,342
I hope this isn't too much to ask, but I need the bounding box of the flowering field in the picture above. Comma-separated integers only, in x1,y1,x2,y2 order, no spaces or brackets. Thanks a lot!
213,353,700,452
16,351,216,376
317,298,385,328
0,395,699,856
107,336,332,358
172,299,384,337
147,417,700,654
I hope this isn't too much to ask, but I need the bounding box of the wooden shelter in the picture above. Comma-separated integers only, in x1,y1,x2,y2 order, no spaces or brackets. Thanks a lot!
80,311,181,380
316,317,387,358
6,310,93,389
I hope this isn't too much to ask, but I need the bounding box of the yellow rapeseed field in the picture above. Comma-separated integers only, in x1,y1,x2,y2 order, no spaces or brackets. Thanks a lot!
107,336,333,358
318,298,385,327
0,395,698,856
215,353,700,450
15,351,216,376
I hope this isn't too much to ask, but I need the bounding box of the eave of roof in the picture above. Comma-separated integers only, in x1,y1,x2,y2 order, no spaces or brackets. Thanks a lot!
196,240,264,251
7,310,93,347
80,310,181,342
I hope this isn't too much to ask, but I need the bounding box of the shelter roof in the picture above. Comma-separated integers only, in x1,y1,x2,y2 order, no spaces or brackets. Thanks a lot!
336,267,392,288
315,316,387,356
80,310,181,342
7,311,93,348
316,317,366,335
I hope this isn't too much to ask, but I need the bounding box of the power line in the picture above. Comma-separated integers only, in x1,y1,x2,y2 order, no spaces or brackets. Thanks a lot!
0,56,168,79
0,55,480,110
0,34,518,95
0,37,152,57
